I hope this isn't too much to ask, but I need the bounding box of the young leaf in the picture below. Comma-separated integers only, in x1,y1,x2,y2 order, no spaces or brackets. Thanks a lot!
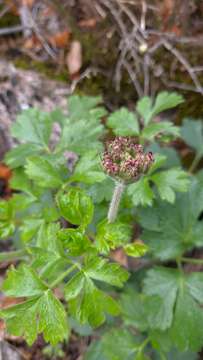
58,228,92,256
25,156,63,188
124,241,149,257
56,187,94,226
107,107,139,136
96,219,132,253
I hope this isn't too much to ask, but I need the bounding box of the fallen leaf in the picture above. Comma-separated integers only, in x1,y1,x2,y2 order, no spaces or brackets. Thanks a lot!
66,41,82,78
110,248,128,268
48,30,71,48
78,18,97,28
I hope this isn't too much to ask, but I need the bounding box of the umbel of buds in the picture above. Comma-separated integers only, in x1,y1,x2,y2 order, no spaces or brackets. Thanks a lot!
102,137,154,223
102,137,153,183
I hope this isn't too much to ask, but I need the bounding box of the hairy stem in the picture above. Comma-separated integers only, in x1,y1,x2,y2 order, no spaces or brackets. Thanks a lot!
0,249,27,262
108,181,125,223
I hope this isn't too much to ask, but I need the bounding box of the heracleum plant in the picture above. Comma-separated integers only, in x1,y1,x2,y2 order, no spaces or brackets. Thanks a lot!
0,92,203,359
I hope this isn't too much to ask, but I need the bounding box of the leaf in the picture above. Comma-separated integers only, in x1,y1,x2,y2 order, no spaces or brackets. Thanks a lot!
25,156,63,188
2,265,47,297
58,119,104,155
68,95,103,121
11,108,53,147
143,267,179,330
68,278,120,327
169,288,203,351
5,143,42,168
181,118,203,156
37,289,69,345
124,241,148,257
136,92,184,125
101,328,138,360
141,121,179,141
127,177,154,207
96,219,132,253
71,151,106,184
151,168,190,203
1,290,69,345
56,187,94,226
83,257,129,287
139,178,203,260
136,97,152,125
107,107,139,136
84,341,107,360
58,228,92,256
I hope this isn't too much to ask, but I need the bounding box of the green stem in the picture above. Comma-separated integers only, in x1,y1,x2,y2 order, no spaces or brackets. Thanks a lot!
0,249,27,262
176,258,184,274
108,181,125,223
189,153,202,173
181,257,203,265
50,264,77,289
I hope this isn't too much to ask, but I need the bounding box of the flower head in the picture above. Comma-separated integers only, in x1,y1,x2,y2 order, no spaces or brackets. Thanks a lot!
102,137,153,183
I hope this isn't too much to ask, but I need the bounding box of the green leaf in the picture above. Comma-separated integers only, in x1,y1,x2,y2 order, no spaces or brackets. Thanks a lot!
84,341,107,360
151,168,190,203
65,272,85,300
88,178,114,204
11,108,53,147
169,288,203,352
141,122,179,141
71,151,106,184
102,328,138,360
181,118,203,156
143,267,179,330
25,156,63,188
2,265,47,297
121,289,149,331
96,219,132,253
127,177,154,207
136,92,184,125
58,228,92,256
83,257,129,287
0,298,39,345
139,178,203,260
107,107,139,136
68,95,103,121
57,119,104,155
5,143,42,168
68,278,120,327
37,289,69,345
124,242,148,257
1,290,69,345
56,187,94,226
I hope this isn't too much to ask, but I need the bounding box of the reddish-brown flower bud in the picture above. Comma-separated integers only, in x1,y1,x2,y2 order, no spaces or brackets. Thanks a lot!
102,137,154,183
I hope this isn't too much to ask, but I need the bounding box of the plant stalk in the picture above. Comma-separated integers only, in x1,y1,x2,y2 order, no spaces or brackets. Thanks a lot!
181,257,203,265
108,181,125,223
50,264,77,289
0,249,27,262
189,153,202,173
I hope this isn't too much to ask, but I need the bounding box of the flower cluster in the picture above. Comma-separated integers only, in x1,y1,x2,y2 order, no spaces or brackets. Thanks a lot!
102,137,154,182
